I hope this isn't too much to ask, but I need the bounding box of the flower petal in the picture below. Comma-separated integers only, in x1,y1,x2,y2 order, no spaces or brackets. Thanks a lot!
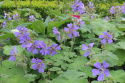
101,39,107,45
104,69,109,77
84,50,91,57
103,31,108,36
9,56,14,62
38,66,44,73
92,69,101,76
82,44,88,50
99,35,104,38
103,61,109,69
97,73,104,81
67,23,72,28
94,62,102,69
88,43,94,49
108,39,113,44
31,58,37,63
52,50,57,56
32,64,38,70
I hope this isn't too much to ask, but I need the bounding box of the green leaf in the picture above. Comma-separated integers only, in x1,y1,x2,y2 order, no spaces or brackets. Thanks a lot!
0,60,36,83
114,49,125,66
113,42,125,50
0,33,15,39
110,70,125,83
3,45,24,55
16,23,32,28
44,16,50,27
31,20,45,34
0,1,4,8
47,18,70,35
51,70,87,83
49,67,61,71
116,24,125,31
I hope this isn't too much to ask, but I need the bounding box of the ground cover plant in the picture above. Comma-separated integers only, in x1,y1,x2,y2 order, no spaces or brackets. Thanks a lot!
0,0,125,83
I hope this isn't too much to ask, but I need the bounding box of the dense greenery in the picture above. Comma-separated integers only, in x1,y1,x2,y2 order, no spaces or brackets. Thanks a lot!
0,0,125,83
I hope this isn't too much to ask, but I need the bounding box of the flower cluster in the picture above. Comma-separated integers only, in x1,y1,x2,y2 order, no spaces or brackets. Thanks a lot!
122,3,125,14
72,0,84,14
53,27,60,41
89,2,94,9
13,13,20,20
110,6,121,14
29,15,35,22
4,10,7,19
3,21,6,28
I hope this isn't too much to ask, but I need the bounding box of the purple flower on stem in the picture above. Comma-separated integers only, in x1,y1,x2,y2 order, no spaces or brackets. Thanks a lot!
37,41,48,55
110,6,121,14
8,17,12,22
3,21,6,28
53,27,60,41
72,0,84,14
31,58,45,73
104,16,109,21
82,43,94,57
92,61,110,81
47,43,61,56
99,31,113,45
14,26,29,40
27,40,39,54
64,23,79,38
20,36,31,48
4,11,7,19
77,19,85,27
9,46,18,62
29,15,35,22
122,3,125,14
89,2,94,8
13,13,20,20
50,18,54,21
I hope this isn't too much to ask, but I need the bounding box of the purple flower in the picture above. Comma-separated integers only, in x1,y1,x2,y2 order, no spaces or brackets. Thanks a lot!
37,41,48,55
89,2,94,8
82,43,94,57
77,19,85,27
14,26,29,40
8,17,12,21
110,6,121,14
13,13,20,20
20,36,31,48
27,40,39,54
31,58,45,73
9,46,18,62
122,3,125,14
99,31,113,45
50,18,54,21
64,23,79,38
92,61,110,81
29,15,35,22
3,21,6,28
47,43,61,56
72,0,84,14
104,16,109,20
53,27,60,41
4,11,7,19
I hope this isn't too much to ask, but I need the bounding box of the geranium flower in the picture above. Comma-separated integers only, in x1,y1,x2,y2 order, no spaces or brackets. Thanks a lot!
64,23,79,38
82,43,94,57
31,58,45,73
29,15,35,22
99,31,113,45
9,46,18,62
47,43,61,56
53,27,60,41
92,61,110,81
